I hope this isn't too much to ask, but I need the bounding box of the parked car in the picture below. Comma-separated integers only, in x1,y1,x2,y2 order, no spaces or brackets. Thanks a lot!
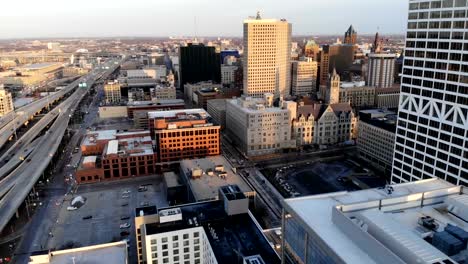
82,215,92,220
120,216,130,220
67,206,77,211
120,231,130,236
137,186,147,192
121,203,129,207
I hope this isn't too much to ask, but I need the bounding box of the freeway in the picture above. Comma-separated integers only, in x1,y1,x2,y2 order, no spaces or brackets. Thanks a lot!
0,58,123,232
0,67,105,149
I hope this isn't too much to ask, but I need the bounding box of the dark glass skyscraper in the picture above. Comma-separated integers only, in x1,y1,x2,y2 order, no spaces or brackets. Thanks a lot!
179,43,221,91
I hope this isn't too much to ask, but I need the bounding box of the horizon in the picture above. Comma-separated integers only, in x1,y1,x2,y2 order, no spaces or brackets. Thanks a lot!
0,0,408,39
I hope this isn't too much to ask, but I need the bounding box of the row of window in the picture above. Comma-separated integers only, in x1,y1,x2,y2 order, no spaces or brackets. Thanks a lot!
409,0,468,10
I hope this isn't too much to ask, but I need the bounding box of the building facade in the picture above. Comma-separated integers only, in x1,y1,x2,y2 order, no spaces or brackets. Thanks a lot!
179,43,221,91
243,13,291,98
104,81,122,104
375,87,400,109
313,103,357,145
344,25,357,45
357,109,397,174
221,65,238,86
392,0,468,185
226,95,296,156
339,81,376,108
151,109,221,163
291,58,318,96
367,53,396,88
207,99,227,129
0,86,13,117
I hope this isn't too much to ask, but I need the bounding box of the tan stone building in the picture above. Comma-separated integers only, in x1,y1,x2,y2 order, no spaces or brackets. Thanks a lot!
291,58,318,96
226,94,296,156
0,85,13,117
243,12,291,98
339,81,376,108
104,81,122,104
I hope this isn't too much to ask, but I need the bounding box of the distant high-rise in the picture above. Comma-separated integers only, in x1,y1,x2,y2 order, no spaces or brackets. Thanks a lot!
304,40,320,61
367,53,396,88
0,85,13,117
392,0,468,185
243,12,292,98
179,43,221,91
291,58,318,96
344,25,357,45
319,44,354,87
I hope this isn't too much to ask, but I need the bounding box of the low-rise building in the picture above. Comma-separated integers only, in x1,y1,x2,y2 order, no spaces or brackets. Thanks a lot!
104,81,122,104
357,109,397,173
29,241,128,264
206,99,226,129
134,196,280,264
281,178,463,264
150,85,176,100
77,130,156,184
292,102,315,146
339,81,376,108
150,109,220,163
1,62,63,87
313,102,357,145
226,94,296,156
221,64,238,85
0,85,14,117
375,86,400,109
179,155,253,202
184,81,221,104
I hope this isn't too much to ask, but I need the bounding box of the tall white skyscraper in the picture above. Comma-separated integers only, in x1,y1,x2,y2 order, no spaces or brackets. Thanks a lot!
392,0,468,185
291,58,318,96
243,12,292,98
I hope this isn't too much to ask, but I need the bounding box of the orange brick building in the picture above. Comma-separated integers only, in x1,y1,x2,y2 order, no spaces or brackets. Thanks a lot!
149,109,221,163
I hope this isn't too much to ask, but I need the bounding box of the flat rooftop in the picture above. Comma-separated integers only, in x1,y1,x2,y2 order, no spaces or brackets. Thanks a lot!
145,201,280,264
22,62,61,70
29,241,127,264
180,156,251,201
147,108,210,120
283,179,467,264
104,136,154,157
83,130,117,146
127,99,185,107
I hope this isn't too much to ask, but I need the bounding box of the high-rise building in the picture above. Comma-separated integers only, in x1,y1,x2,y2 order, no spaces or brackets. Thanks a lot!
104,81,122,104
344,25,357,45
221,64,238,85
0,85,14,117
179,43,221,91
392,0,468,185
243,12,292,98
318,44,355,87
291,58,318,96
303,40,320,61
367,53,396,88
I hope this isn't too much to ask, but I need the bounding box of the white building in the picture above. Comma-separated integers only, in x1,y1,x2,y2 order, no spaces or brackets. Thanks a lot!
392,0,468,185
184,81,220,104
291,58,318,96
151,85,176,101
226,94,296,156
47,42,60,51
243,12,291,98
357,109,397,173
221,65,238,86
282,178,467,264
367,53,396,88
0,85,14,117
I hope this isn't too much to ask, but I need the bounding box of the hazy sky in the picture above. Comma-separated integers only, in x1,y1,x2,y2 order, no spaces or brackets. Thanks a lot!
0,0,408,39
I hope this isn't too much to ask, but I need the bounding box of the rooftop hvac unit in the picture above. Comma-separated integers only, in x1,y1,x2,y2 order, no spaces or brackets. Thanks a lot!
191,168,203,178
215,165,224,172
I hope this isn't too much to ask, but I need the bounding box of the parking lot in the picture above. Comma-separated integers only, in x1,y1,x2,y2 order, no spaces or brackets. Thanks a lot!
47,176,168,262
261,158,386,198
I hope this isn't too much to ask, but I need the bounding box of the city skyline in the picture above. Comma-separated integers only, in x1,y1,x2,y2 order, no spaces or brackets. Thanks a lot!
0,0,408,39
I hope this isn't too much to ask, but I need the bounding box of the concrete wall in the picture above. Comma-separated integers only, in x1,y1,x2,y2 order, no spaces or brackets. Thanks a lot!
99,106,128,119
